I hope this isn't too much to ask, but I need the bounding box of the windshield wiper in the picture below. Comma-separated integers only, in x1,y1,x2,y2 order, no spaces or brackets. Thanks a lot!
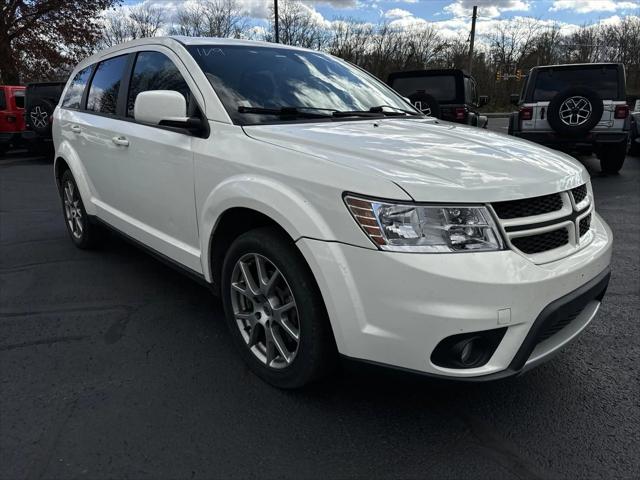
237,106,333,118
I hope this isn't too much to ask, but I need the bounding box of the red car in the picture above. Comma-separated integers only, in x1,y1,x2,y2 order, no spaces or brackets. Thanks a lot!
0,85,26,155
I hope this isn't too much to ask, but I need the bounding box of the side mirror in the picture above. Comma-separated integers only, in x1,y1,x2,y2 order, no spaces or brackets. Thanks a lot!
134,90,205,135
134,90,187,124
478,95,489,107
510,94,520,106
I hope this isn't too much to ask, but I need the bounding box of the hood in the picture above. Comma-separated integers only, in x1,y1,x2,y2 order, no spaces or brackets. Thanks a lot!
243,118,588,202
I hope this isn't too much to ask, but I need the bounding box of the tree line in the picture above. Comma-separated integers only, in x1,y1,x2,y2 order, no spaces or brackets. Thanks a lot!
2,0,639,109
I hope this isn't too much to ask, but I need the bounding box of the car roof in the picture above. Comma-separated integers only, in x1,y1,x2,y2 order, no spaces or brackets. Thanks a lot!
74,36,320,72
531,63,622,71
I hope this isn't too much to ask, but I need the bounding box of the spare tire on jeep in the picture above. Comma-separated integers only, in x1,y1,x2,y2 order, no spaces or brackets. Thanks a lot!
409,91,441,119
547,87,604,137
27,98,55,137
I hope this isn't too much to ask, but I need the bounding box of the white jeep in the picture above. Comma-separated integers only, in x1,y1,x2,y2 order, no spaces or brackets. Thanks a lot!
509,63,630,174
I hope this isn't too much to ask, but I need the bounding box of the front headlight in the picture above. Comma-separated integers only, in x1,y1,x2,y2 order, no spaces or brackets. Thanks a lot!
345,195,505,253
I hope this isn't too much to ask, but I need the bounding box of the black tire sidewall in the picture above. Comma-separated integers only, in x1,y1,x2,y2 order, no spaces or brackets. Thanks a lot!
547,87,603,137
598,141,627,174
60,169,96,248
221,227,336,388
409,92,441,119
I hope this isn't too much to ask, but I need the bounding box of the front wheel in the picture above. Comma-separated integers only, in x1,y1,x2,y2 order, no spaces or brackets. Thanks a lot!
221,227,337,388
597,141,626,174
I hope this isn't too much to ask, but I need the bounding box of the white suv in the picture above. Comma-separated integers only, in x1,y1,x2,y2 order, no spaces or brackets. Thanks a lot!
53,37,612,388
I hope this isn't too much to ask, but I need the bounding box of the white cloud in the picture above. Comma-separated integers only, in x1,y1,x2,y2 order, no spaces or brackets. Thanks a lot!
384,8,413,19
550,1,639,14
444,0,530,19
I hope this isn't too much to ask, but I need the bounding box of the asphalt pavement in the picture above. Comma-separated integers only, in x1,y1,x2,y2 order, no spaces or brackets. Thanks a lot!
1,141,639,479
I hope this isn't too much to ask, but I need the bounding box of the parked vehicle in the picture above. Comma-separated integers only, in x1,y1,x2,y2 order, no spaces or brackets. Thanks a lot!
508,63,630,174
0,85,26,155
24,81,65,154
53,38,612,388
387,69,489,127
630,100,640,157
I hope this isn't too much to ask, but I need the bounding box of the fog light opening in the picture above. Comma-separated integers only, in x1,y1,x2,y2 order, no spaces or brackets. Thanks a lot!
431,328,507,370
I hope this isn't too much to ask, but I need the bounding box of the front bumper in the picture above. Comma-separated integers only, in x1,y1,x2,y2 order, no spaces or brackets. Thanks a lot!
296,212,612,379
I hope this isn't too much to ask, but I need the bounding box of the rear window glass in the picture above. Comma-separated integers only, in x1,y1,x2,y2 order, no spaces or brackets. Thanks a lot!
62,66,93,109
533,68,619,101
391,76,457,103
87,55,128,115
0,90,6,110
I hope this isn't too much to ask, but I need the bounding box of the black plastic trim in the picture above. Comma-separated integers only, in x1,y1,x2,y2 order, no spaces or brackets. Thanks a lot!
92,217,212,290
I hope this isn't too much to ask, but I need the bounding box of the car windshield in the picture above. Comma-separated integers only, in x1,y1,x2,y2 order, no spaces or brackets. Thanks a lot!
390,75,457,104
532,67,619,102
187,45,419,125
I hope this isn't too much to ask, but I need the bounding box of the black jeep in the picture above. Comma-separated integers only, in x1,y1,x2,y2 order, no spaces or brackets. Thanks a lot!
508,63,630,174
387,69,488,127
23,81,65,154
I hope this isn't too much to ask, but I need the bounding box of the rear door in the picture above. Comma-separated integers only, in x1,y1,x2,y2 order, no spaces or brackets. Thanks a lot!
59,55,130,211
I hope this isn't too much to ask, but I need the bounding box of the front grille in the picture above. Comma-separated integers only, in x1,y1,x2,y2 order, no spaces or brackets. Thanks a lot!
536,306,585,344
571,184,587,204
579,214,591,236
511,228,569,254
492,193,563,219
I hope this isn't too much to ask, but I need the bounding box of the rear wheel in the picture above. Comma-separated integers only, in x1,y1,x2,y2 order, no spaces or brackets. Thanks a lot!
597,142,627,174
221,227,337,388
60,169,100,249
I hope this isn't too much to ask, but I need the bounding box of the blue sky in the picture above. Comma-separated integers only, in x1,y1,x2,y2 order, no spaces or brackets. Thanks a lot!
122,0,640,37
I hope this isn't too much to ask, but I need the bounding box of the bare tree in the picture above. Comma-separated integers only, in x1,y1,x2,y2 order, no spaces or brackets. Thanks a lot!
101,3,165,48
267,0,329,49
172,0,249,38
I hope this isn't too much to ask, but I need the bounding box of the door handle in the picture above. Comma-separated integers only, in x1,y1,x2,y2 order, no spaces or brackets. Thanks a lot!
70,125,81,133
112,136,129,147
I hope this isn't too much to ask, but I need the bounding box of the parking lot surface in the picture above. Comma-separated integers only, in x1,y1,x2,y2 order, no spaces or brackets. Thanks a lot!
1,146,639,479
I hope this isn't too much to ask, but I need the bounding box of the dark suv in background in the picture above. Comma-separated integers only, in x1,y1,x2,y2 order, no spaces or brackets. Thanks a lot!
508,63,629,174
23,81,65,154
388,68,488,127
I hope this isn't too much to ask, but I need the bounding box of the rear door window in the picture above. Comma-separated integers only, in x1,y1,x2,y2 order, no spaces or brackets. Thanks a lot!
86,55,128,115
533,67,619,101
14,90,25,108
127,51,191,118
62,66,93,109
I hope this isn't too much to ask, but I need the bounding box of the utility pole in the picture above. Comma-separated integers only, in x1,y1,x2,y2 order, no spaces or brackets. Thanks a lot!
468,5,477,74
274,0,280,43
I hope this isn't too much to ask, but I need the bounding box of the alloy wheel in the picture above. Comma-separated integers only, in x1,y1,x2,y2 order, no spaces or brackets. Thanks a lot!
63,180,84,239
559,96,592,126
230,253,300,369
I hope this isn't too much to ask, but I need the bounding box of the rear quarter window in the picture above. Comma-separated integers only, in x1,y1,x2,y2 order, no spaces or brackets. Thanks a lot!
62,66,93,109
86,55,129,115
0,90,6,110
533,68,619,101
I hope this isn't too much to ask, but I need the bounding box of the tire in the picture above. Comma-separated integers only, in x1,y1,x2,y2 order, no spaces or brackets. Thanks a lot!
547,87,604,137
630,140,640,157
408,91,441,119
221,227,337,389
597,141,627,174
27,98,55,138
59,169,101,249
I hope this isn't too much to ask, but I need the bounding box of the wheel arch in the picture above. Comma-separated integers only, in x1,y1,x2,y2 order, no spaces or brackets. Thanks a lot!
53,143,96,215
200,175,335,287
